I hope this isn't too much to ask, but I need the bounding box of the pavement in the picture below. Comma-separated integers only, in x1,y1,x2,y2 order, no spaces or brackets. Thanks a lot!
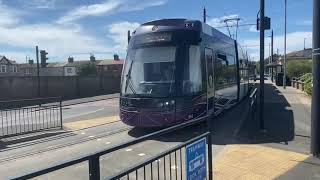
213,80,320,179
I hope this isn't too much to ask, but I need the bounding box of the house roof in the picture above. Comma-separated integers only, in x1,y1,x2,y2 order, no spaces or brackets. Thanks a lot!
287,48,312,58
17,63,37,68
0,56,16,65
97,59,124,66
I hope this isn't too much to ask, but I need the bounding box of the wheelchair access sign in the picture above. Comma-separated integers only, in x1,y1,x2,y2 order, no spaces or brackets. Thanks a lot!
186,137,207,180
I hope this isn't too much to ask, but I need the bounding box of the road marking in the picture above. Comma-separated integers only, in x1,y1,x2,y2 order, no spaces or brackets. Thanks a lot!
64,115,119,130
171,165,178,169
105,142,111,145
63,108,105,120
125,149,133,152
138,153,145,156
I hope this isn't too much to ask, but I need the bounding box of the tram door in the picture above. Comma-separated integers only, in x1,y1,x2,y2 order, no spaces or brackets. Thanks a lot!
205,48,215,113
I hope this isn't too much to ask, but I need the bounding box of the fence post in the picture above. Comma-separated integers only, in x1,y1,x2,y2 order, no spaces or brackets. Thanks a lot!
206,117,213,180
89,156,100,180
59,97,63,129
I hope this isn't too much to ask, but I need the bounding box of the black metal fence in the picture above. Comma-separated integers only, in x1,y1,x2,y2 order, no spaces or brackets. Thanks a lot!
249,88,258,122
0,97,62,138
12,116,213,180
110,133,211,180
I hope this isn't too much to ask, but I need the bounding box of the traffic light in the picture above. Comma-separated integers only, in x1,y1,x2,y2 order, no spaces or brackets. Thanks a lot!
40,50,48,67
256,16,271,30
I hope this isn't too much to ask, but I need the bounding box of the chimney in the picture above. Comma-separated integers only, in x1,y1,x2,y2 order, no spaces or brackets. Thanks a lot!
90,54,96,62
68,56,74,63
113,54,119,61
28,59,34,64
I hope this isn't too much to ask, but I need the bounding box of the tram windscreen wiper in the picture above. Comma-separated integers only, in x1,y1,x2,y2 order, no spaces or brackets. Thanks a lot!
124,60,137,94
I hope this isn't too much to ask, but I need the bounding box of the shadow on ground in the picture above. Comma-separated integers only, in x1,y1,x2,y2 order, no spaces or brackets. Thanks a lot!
0,129,74,150
127,83,296,148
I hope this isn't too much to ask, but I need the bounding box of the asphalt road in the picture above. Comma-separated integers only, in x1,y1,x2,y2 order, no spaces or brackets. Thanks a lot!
0,94,120,136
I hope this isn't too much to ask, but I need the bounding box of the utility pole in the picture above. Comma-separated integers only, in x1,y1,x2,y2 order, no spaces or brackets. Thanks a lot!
311,0,320,157
271,30,274,82
203,7,206,23
36,46,40,98
283,0,287,89
259,0,265,130
304,38,307,50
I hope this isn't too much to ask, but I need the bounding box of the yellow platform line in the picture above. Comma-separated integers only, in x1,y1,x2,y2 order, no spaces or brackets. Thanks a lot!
214,144,309,180
64,115,120,130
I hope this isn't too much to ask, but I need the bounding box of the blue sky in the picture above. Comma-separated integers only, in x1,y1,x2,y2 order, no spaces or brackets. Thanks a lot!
0,0,312,63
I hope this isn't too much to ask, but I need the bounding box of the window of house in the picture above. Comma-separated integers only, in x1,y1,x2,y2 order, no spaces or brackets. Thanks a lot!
1,65,6,73
13,66,17,73
25,68,31,75
67,67,73,74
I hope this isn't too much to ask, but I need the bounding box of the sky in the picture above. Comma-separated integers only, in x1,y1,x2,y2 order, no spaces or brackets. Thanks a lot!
0,0,313,63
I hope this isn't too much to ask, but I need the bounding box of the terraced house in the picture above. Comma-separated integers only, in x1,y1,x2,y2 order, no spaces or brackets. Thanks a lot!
0,56,18,76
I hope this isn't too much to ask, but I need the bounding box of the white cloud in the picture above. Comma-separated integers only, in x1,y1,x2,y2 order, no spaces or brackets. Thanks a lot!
0,1,21,27
58,0,167,24
107,21,140,53
249,25,258,32
207,14,240,27
0,23,113,59
243,31,312,61
22,0,57,9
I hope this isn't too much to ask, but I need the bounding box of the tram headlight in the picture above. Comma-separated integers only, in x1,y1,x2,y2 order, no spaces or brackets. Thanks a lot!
158,102,164,108
157,100,175,108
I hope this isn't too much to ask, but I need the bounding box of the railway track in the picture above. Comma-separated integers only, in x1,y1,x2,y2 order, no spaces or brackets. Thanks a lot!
0,121,131,163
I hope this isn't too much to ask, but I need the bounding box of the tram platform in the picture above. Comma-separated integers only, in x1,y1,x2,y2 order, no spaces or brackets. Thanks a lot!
213,80,320,179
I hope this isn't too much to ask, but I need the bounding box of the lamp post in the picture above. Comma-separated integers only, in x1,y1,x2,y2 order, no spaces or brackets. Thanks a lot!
283,0,287,89
311,0,320,157
259,0,265,130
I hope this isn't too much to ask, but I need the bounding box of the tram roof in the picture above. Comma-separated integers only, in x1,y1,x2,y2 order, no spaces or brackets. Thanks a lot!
133,18,234,44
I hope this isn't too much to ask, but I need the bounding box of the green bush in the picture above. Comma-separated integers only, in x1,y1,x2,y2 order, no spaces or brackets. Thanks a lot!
304,82,312,95
286,60,312,78
300,73,312,83
299,73,313,95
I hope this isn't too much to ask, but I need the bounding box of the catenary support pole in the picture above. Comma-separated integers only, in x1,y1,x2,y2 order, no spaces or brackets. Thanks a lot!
283,0,287,89
36,46,40,98
311,0,320,157
271,30,274,82
259,0,265,130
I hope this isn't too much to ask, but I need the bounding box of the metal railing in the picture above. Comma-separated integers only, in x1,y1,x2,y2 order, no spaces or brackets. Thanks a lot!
249,87,258,120
0,97,62,138
249,88,258,108
12,115,213,180
110,133,210,180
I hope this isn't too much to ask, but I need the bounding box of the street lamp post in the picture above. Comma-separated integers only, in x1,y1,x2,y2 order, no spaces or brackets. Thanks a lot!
283,0,287,89
259,0,265,130
311,0,320,157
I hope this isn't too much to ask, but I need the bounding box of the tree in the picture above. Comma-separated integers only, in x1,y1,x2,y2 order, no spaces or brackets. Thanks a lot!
79,63,97,76
286,59,312,78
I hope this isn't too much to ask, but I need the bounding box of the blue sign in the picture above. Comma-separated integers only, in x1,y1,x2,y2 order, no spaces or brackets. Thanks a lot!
186,137,207,180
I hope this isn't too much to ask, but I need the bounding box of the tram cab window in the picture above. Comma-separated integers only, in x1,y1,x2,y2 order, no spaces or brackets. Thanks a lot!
182,45,202,94
121,46,176,97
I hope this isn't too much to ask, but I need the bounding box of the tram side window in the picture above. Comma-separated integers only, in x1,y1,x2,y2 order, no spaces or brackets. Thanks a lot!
226,55,236,84
183,45,202,94
215,54,227,89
